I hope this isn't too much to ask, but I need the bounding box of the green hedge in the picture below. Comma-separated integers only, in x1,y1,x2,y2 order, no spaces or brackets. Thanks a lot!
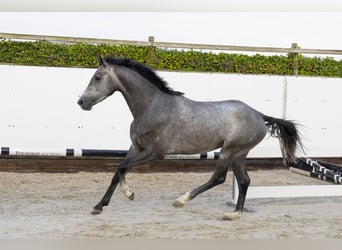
0,40,341,77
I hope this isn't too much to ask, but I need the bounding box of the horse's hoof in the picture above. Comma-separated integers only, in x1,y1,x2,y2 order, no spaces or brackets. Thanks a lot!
222,211,242,221
173,192,190,208
128,191,135,201
122,188,135,201
91,208,103,215
172,200,184,208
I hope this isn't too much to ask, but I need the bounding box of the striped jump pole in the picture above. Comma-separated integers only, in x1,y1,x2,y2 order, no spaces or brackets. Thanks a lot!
0,146,220,160
317,159,342,173
1,147,128,158
288,158,342,184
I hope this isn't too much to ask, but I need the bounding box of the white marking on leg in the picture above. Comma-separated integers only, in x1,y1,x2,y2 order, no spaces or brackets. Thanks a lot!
222,211,242,221
173,191,191,207
120,178,135,200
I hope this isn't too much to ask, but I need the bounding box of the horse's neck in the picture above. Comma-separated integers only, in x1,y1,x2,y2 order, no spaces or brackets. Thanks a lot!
115,68,164,119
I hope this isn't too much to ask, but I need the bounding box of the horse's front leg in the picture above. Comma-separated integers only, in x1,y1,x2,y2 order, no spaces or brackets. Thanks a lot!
91,147,155,215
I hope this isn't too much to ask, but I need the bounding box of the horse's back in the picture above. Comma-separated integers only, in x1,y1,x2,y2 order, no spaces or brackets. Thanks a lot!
192,99,267,143
179,98,264,128
156,97,267,155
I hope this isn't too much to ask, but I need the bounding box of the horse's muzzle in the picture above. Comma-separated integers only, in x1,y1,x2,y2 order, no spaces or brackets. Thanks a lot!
77,99,92,111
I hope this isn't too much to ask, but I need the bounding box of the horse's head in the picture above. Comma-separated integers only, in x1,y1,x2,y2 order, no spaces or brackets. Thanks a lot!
77,56,117,111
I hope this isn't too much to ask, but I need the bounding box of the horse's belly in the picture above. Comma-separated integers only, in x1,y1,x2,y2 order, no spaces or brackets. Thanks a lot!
163,128,224,155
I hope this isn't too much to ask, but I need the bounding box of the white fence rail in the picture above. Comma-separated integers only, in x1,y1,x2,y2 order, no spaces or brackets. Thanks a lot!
1,32,342,56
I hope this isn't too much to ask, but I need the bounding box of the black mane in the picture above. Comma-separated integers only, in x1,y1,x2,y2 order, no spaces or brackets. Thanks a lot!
104,57,184,96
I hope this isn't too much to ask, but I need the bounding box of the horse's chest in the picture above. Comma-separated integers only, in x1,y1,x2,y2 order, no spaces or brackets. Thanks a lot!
131,119,162,144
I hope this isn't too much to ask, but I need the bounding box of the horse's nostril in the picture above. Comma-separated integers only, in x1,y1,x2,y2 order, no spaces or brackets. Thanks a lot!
77,99,83,106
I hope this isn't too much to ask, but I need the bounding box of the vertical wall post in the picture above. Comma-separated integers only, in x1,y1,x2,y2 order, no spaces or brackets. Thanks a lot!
148,36,155,46
282,77,288,119
291,43,299,76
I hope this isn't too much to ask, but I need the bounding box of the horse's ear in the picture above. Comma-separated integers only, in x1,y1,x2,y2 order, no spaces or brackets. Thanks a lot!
97,55,109,67
97,55,104,66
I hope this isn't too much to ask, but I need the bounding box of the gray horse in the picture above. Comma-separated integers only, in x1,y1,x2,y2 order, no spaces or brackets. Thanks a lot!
78,56,302,220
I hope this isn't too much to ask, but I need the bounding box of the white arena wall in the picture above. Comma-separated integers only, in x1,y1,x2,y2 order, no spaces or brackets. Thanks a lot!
0,65,341,158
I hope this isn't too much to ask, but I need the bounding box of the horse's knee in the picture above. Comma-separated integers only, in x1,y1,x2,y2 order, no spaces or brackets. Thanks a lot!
210,174,227,186
217,175,227,185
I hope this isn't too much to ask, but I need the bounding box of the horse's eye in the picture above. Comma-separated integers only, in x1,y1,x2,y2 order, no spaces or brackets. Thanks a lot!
94,75,101,81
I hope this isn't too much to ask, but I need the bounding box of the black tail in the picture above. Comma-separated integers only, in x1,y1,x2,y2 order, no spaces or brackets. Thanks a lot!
262,114,303,164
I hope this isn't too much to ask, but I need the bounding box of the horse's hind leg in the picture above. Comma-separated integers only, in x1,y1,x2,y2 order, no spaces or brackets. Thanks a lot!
173,151,231,207
222,154,250,220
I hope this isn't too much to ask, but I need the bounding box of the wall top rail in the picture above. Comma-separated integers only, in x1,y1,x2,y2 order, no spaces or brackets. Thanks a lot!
1,32,342,56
